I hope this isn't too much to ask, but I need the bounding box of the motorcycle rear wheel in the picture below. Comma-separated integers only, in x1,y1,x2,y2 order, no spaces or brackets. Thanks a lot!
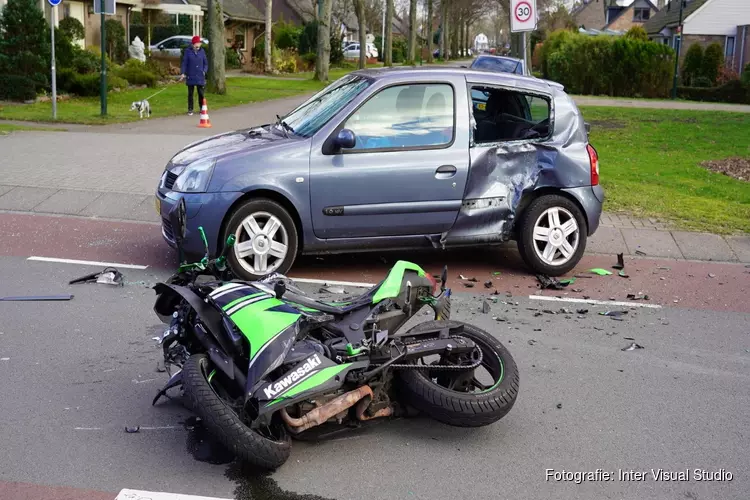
397,320,519,427
182,354,292,469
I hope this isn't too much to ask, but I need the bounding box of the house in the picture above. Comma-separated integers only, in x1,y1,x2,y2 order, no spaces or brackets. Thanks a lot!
474,33,489,53
645,0,750,72
572,0,659,31
282,0,366,45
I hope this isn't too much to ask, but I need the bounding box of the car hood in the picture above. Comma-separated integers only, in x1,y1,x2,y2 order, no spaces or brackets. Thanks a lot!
168,126,294,167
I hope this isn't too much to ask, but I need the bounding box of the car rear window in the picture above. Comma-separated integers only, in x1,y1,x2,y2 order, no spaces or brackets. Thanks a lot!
471,57,522,74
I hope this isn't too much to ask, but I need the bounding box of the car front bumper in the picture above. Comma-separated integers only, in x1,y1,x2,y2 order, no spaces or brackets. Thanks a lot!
156,187,243,258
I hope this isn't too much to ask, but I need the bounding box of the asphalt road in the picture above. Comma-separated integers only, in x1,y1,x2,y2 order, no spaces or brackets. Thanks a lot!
1,256,748,500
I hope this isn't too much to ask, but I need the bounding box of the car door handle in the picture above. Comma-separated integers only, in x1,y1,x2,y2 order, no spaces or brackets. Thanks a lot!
435,165,457,179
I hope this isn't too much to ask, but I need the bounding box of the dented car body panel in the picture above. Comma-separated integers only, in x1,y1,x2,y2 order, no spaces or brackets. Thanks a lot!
157,66,603,261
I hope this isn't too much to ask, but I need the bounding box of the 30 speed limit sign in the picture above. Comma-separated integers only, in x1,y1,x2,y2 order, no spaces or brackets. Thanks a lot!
511,0,537,32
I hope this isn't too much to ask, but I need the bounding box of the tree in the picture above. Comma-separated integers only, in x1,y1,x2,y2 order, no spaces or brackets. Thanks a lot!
624,25,648,41
384,0,394,65
681,42,703,85
407,0,417,63
104,19,127,63
59,17,85,43
354,0,367,68
265,0,273,72
702,42,724,85
206,0,226,93
0,0,50,89
426,0,434,62
315,0,333,81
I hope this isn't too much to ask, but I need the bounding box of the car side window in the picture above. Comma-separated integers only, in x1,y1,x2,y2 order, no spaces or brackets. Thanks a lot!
471,85,551,144
342,83,455,151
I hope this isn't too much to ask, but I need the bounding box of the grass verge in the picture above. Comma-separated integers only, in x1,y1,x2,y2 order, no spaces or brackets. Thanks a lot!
581,106,750,234
0,77,325,125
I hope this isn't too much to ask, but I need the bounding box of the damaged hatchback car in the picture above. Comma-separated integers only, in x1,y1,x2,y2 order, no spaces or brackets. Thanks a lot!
155,67,604,279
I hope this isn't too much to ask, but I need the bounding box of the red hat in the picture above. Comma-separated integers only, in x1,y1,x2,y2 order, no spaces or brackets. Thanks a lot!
191,36,201,44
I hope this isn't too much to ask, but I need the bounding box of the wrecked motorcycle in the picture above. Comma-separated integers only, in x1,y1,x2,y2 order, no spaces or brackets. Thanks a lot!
151,197,519,469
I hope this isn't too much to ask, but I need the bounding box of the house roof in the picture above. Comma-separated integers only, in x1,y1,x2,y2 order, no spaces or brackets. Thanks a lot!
187,0,265,23
643,0,708,34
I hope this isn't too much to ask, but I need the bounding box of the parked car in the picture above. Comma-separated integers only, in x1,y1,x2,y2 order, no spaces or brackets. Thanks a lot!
469,54,528,76
155,67,603,280
343,42,378,59
432,48,472,58
150,36,209,57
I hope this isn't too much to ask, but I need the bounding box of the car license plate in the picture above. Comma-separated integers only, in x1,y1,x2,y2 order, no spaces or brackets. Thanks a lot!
154,196,161,215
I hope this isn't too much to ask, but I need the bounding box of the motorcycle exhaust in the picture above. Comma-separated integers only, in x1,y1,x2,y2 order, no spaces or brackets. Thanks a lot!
280,385,392,433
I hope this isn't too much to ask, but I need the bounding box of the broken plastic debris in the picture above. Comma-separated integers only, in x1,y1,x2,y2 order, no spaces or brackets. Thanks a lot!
536,275,569,290
612,253,625,270
571,288,583,293
576,309,589,314
0,358,9,361
459,274,468,280
559,278,576,285
627,293,649,300
484,280,493,288
600,310,628,317
618,271,629,278
319,286,345,294
708,273,716,278
463,282,475,288
156,361,166,373
635,250,647,256
481,300,491,314
527,339,536,346
621,342,644,351
125,426,141,433
493,271,502,276
589,268,613,276
556,403,562,409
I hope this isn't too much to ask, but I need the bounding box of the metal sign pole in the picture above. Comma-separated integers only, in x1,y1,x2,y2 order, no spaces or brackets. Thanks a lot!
51,4,57,119
522,31,527,73
100,0,107,116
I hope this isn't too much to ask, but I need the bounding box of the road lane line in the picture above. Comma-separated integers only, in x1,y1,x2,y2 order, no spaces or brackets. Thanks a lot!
289,276,376,288
27,256,149,270
529,295,662,309
116,489,232,500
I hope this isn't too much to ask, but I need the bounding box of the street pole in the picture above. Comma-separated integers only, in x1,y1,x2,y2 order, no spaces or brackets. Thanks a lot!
50,5,57,120
100,0,107,116
522,31,527,73
670,0,685,99
381,0,385,59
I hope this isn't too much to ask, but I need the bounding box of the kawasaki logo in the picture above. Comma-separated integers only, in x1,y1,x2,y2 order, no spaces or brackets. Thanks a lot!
263,354,322,399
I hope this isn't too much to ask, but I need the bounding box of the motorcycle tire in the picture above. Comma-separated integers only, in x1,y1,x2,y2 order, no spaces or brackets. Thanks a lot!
397,320,519,427
182,354,292,469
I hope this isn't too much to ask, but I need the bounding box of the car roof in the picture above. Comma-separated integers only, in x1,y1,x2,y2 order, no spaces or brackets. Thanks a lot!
350,66,556,95
473,54,523,64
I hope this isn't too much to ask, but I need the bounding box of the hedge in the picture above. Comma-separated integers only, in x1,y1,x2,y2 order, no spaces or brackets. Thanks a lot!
541,30,675,98
0,74,38,101
67,73,129,96
677,80,750,104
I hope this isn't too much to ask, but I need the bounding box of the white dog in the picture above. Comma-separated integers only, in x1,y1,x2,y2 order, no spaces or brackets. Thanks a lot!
130,99,151,119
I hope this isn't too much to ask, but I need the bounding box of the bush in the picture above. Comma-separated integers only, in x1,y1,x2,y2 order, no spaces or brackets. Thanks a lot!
692,76,712,88
542,30,674,98
0,0,50,90
59,17,85,42
56,67,77,93
742,63,750,86
330,33,344,65
702,42,724,85
69,47,107,74
275,20,302,50
272,47,297,73
0,74,38,101
625,26,648,41
226,49,240,69
298,21,318,55
301,52,317,68
392,38,407,63
144,58,169,79
66,72,128,96
104,19,128,64
682,43,703,85
114,59,158,87
677,80,750,104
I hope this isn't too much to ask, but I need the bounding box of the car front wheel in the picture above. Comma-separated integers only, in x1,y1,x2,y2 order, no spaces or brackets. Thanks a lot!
223,198,298,280
517,195,587,277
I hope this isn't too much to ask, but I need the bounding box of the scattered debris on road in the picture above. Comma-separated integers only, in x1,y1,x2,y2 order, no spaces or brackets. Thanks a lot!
536,275,574,290
708,273,716,278
125,426,141,433
556,403,562,409
69,267,123,286
528,339,536,345
464,282,475,288
600,310,628,319
621,342,644,351
618,271,629,278
484,280,493,288
1,294,74,301
576,309,589,314
635,250,647,256
613,253,625,270
589,268,613,276
627,293,649,300
481,300,491,313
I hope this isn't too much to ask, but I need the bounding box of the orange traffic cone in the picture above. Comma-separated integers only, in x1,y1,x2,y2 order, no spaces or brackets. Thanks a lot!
198,98,212,128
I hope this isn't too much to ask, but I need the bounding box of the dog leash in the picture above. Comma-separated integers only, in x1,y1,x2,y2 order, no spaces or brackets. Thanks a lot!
142,86,169,101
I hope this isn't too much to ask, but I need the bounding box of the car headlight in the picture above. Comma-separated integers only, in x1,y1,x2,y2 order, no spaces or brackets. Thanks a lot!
172,158,216,193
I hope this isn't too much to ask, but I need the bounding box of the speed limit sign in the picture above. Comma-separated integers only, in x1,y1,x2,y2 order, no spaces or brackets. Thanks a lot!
511,0,537,32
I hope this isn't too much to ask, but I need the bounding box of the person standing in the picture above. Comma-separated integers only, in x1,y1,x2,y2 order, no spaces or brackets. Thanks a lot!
180,36,209,116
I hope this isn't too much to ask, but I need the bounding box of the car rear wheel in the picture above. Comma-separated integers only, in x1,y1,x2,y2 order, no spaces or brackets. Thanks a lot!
223,198,298,280
517,194,587,276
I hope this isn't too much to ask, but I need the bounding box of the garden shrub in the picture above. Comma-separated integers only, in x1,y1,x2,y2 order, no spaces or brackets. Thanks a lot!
0,74,38,101
68,72,129,96
114,59,158,87
702,42,724,85
275,20,302,50
682,43,703,85
677,80,750,104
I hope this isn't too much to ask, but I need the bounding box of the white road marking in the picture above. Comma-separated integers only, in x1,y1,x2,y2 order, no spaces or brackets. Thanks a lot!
27,256,149,270
116,489,233,500
288,276,376,288
74,425,182,431
529,295,662,309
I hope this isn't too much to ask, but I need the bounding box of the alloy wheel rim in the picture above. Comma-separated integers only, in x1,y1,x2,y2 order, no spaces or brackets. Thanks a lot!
532,207,580,266
233,211,289,275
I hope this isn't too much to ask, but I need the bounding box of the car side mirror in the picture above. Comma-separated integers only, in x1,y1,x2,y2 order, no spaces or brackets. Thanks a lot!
335,129,356,150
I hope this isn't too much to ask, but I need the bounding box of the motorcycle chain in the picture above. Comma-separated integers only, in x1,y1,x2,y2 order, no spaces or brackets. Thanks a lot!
371,336,484,371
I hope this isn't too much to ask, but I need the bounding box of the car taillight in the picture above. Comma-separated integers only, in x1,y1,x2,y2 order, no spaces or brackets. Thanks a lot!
587,144,599,186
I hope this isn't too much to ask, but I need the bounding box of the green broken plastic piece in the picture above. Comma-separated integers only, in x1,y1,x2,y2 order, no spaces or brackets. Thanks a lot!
559,277,576,285
345,343,365,356
493,271,502,276
589,268,613,276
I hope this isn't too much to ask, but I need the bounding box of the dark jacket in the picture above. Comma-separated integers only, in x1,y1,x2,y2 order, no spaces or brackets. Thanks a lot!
181,47,208,86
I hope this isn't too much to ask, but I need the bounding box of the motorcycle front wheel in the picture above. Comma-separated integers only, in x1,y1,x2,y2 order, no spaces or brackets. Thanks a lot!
397,320,519,427
182,354,292,469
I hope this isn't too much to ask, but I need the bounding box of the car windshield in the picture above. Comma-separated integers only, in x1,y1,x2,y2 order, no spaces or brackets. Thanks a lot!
277,74,372,138
471,57,521,74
